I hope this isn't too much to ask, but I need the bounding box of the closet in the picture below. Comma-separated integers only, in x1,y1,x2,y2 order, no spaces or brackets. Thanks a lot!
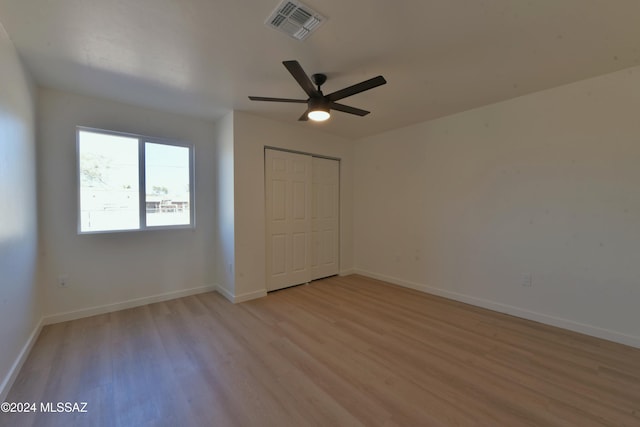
265,148,339,291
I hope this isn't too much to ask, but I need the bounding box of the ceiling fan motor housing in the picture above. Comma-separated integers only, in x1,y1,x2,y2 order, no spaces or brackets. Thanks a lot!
308,96,329,112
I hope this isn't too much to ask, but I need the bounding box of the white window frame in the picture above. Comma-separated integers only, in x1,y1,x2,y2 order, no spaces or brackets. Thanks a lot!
76,126,195,234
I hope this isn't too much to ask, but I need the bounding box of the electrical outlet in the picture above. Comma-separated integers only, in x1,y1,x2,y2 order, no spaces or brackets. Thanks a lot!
58,274,69,288
521,273,532,287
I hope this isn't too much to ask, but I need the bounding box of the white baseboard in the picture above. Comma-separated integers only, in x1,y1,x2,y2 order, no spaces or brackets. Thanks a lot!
354,269,640,349
43,284,217,326
0,318,43,402
339,269,356,277
215,284,267,303
235,289,268,303
215,284,235,302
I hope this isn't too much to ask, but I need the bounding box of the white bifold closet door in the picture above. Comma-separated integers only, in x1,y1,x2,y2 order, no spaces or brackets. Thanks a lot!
311,157,339,281
265,149,339,292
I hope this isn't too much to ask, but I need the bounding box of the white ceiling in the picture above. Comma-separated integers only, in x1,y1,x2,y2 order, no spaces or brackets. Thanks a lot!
1,0,640,139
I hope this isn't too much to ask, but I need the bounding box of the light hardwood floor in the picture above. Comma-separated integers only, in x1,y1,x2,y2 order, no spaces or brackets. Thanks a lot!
2,275,639,426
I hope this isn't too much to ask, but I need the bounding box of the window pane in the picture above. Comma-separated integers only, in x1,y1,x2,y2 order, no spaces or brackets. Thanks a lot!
78,131,140,232
145,142,191,227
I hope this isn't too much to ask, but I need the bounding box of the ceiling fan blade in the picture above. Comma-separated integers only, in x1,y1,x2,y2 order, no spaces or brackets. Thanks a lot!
248,96,307,103
327,75,387,102
283,60,319,98
298,109,310,121
330,102,370,116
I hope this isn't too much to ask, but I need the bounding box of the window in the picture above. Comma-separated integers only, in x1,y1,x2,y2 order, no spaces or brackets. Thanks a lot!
77,127,194,233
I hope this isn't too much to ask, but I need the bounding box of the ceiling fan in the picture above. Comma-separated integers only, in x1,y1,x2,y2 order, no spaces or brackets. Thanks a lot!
248,60,387,122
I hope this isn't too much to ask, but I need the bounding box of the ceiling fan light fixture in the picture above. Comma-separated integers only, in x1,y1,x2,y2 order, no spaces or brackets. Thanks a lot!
308,97,330,121
308,109,330,121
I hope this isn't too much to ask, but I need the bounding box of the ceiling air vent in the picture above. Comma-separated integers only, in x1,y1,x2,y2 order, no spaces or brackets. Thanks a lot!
266,0,326,41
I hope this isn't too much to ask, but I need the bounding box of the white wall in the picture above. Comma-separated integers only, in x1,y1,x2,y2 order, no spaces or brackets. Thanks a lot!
37,88,218,320
231,112,354,301
0,26,40,399
354,66,640,347
213,112,235,299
